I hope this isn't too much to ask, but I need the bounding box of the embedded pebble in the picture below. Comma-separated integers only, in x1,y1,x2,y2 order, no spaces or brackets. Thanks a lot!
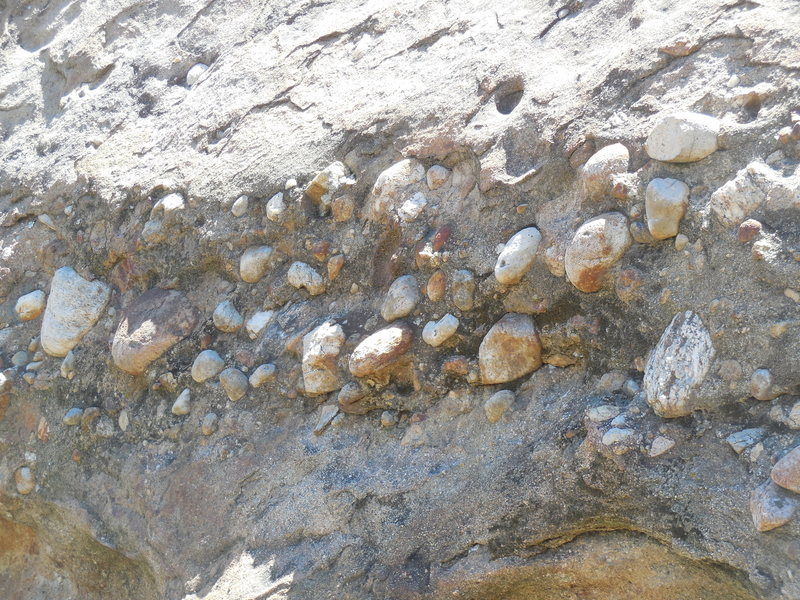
219,368,248,401
15,290,46,321
422,314,459,347
186,63,208,86
674,234,689,251
494,227,542,285
426,270,446,302
586,405,621,422
565,212,632,293
327,255,345,280
581,143,629,198
366,159,426,222
738,219,763,242
451,269,475,311
629,221,654,244
380,410,398,428
266,192,287,221
381,275,420,322
239,246,274,283
645,112,719,162
601,427,638,454
331,196,354,222
118,410,129,432
95,416,115,438
172,389,191,416
772,446,800,493
484,390,514,423
349,323,414,377
644,311,714,417
645,178,689,239
245,311,274,339
305,162,353,207
12,351,28,367
597,371,625,392
249,363,276,388
231,195,249,217
112,289,199,375
751,480,798,532
201,413,218,436
648,436,675,457
727,428,766,454
41,267,111,357
302,321,345,396
426,165,450,190
338,382,371,414
750,368,780,401
288,262,325,296
479,313,542,384
63,407,83,426
15,467,34,495
709,162,775,228
191,350,225,382
622,379,641,397
398,192,427,222
313,405,340,435
213,300,243,333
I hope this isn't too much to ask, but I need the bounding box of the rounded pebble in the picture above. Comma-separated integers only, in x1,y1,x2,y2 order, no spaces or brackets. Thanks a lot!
219,367,248,401
191,350,225,383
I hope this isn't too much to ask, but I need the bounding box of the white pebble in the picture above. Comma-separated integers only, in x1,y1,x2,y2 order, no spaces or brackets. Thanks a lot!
172,389,191,416
249,363,276,388
245,310,274,339
191,350,225,382
239,246,274,283
213,300,243,332
495,227,542,285
398,192,428,222
381,275,420,321
231,195,249,217
266,192,287,221
186,63,208,86
287,262,325,295
422,314,459,347
645,112,719,163
15,290,46,321
645,178,689,239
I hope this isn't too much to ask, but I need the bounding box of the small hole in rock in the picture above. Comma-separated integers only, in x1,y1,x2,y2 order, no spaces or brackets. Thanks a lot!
495,79,524,115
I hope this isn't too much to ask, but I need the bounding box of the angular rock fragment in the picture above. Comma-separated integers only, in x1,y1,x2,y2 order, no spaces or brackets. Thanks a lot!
245,311,274,339
201,413,218,436
494,227,542,285
349,323,414,378
751,480,798,532
648,436,675,457
381,275,420,322
422,314,459,347
726,428,765,454
213,300,243,333
41,267,111,357
313,404,340,435
266,192,287,222
111,289,199,375
645,112,719,163
645,178,689,240
479,313,542,384
337,382,371,414
288,262,325,296
191,350,225,382
709,162,775,228
601,427,638,455
644,311,715,417
565,212,632,293
15,290,46,321
305,162,354,207
302,321,345,396
239,246,274,283
581,143,629,198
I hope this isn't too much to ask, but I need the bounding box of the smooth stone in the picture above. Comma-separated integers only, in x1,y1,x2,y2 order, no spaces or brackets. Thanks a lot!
565,212,632,293
485,390,514,423
118,410,129,432
302,321,345,396
201,413,218,436
239,246,274,283
60,350,76,379
451,269,475,311
581,143,629,198
586,405,621,422
601,427,638,454
645,178,689,240
645,112,719,162
772,446,800,493
349,323,414,377
381,275,420,322
366,159,426,222
245,311,274,339
231,195,248,217
249,363,276,388
751,368,780,401
426,270,446,302
172,389,191,416
186,63,208,86
191,350,225,382
41,267,110,357
15,467,34,495
751,480,798,532
648,436,676,457
111,289,199,375
288,262,325,296
380,410,398,428
494,227,542,285
479,313,542,384
15,290,46,321
426,165,450,190
219,368,248,401
11,351,28,367
266,192,286,221
63,407,83,426
422,314,459,347
213,300,243,333
644,311,715,417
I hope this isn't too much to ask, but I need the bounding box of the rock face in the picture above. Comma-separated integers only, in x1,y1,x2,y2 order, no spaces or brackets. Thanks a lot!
302,321,345,396
565,213,632,292
645,112,719,162
41,267,111,357
111,289,199,375
644,311,715,417
349,323,413,377
494,227,542,285
479,313,542,384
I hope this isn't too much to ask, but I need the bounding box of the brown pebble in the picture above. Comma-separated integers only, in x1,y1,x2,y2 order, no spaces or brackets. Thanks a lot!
738,219,762,243
327,254,345,280
427,270,446,302
199,334,212,349
442,356,470,376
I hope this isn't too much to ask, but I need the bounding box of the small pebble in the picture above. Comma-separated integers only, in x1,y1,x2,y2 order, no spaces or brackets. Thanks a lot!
586,405,621,422
249,363,276,388
494,227,542,285
648,436,675,457
451,270,475,311
484,390,514,423
231,195,249,217
381,275,420,322
727,428,765,454
245,310,274,339
118,410,129,432
738,219,763,243
674,234,689,251
750,368,779,401
266,192,287,221
15,467,35,495
380,410,398,428
63,408,83,426
191,350,225,383
201,413,218,436
213,300,243,333
645,112,719,163
645,178,689,240
186,63,208,86
15,290,46,321
597,371,625,392
398,192,427,222
601,427,638,455
287,262,325,295
313,405,340,435
422,314,459,347
239,246,274,283
172,389,191,415
11,351,28,367
219,368,248,401
426,165,450,190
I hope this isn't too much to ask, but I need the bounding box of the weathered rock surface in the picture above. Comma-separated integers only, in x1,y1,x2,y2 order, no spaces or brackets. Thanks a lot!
111,289,199,375
479,313,542,384
349,323,413,377
40,267,110,357
644,311,715,417
302,321,345,396
565,213,632,292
